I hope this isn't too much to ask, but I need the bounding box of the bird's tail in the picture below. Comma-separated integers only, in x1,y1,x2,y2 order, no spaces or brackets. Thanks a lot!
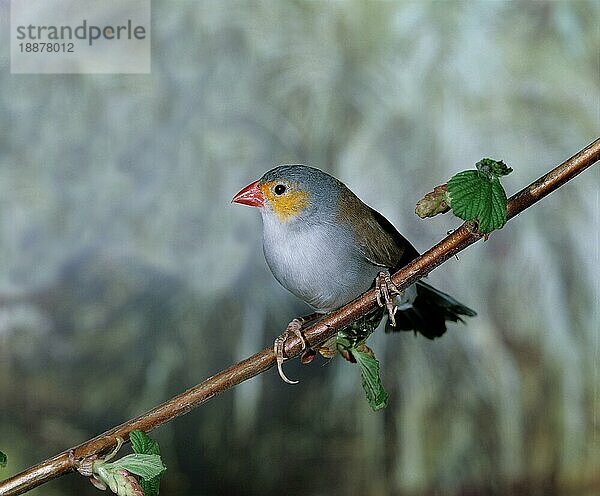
386,281,476,339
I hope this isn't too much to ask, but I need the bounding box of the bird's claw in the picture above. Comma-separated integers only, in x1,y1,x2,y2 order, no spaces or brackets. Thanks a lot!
273,318,307,384
375,271,401,327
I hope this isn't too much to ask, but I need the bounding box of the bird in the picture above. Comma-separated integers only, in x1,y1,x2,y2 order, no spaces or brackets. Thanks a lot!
232,165,476,383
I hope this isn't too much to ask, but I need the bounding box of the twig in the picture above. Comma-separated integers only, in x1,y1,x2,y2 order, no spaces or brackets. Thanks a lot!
1,137,598,496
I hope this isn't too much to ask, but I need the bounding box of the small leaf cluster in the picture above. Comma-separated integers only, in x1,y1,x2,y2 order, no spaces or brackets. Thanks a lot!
84,431,166,496
0,450,6,470
416,158,513,234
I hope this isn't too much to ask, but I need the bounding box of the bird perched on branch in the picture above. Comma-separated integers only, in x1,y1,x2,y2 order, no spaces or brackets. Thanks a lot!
232,165,476,383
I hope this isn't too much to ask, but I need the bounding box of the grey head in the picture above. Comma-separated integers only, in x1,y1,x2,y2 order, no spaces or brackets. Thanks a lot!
258,164,344,225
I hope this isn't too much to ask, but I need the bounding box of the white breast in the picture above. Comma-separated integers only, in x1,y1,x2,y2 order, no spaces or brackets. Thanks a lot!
261,214,380,312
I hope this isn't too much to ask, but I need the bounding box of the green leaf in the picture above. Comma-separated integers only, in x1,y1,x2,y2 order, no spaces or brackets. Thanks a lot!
109,454,166,481
351,348,388,411
0,450,7,469
447,170,508,234
130,430,160,456
480,177,508,233
129,431,164,496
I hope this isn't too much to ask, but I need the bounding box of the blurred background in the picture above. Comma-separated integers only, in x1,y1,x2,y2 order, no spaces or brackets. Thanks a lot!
0,1,599,495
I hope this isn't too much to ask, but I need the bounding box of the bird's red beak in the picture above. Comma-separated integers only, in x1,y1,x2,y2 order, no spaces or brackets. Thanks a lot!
231,180,265,207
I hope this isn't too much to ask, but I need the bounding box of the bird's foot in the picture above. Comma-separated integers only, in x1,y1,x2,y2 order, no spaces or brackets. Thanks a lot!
375,271,402,327
273,318,308,384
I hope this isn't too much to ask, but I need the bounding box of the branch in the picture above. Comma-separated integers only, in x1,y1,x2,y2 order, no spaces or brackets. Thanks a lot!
1,138,598,496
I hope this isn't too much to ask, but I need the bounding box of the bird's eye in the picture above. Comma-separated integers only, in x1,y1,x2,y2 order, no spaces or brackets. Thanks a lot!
274,184,287,195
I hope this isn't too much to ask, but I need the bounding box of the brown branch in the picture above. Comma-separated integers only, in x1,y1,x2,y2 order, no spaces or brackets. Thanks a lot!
1,137,598,496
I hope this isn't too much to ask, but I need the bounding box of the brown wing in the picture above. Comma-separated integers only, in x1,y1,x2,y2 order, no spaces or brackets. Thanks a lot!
367,206,420,269
337,187,419,270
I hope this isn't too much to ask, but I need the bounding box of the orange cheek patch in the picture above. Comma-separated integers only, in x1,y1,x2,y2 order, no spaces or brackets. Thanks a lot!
261,182,310,221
